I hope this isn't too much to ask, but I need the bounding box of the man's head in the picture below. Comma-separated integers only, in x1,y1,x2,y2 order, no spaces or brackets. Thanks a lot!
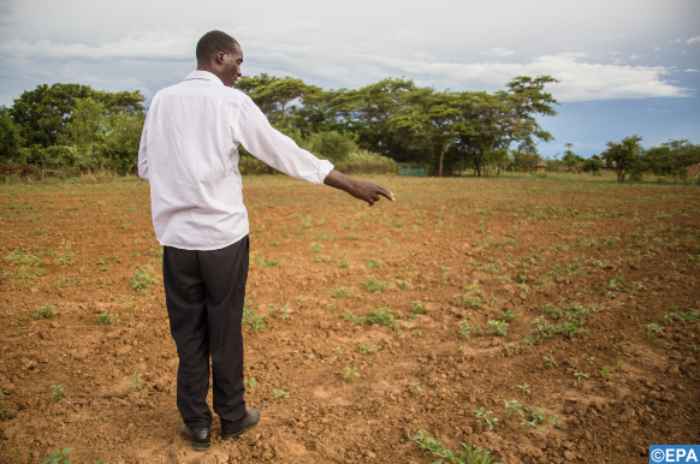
196,30,243,87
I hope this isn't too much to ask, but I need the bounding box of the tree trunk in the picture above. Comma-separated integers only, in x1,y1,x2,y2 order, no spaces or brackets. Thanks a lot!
617,169,625,183
437,146,446,177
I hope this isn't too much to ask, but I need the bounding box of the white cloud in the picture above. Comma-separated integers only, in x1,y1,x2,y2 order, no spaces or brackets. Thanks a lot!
481,48,516,58
1,35,688,103
0,34,193,61
687,36,700,45
685,68,699,73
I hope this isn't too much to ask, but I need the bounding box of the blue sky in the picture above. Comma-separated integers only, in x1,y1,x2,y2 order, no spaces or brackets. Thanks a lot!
0,0,698,157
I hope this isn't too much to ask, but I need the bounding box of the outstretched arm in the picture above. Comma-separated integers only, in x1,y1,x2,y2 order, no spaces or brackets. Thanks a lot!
323,169,394,206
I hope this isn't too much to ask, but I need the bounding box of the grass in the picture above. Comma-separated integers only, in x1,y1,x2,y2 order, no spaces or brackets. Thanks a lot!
413,430,500,464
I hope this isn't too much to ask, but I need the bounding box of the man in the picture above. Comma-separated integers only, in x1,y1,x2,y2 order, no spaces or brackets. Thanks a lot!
138,30,393,451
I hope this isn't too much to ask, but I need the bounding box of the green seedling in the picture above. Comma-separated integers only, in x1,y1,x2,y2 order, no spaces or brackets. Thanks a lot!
130,372,143,391
341,366,360,383
243,306,267,332
413,430,501,464
41,448,72,464
410,301,427,317
96,312,113,325
245,377,257,391
487,320,508,337
458,320,472,339
130,266,155,292
357,343,380,354
272,388,289,400
365,307,396,327
363,278,387,293
332,287,352,299
574,371,589,385
474,407,499,430
51,384,64,403
646,322,663,338
32,304,56,320
543,354,558,369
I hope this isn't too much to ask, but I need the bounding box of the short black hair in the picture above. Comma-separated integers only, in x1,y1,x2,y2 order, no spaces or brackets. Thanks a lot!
196,30,239,64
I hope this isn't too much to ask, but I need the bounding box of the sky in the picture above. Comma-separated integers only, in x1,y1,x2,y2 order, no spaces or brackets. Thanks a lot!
0,0,699,157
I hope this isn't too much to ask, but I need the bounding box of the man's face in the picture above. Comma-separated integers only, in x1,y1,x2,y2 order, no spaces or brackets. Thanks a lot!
217,45,244,87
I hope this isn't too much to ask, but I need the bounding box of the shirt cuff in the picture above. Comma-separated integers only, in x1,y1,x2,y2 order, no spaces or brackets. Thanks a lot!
315,159,335,184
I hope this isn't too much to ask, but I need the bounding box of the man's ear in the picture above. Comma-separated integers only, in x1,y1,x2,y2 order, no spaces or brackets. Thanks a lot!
214,51,226,65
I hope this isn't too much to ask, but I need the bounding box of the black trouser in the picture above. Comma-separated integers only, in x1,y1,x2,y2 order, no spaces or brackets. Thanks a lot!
162,235,249,429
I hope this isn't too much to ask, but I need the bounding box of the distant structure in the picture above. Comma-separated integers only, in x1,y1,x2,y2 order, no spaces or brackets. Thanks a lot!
535,160,547,173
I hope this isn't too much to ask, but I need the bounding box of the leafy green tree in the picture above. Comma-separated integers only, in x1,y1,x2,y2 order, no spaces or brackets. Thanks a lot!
582,155,603,175
451,76,557,176
645,139,700,180
11,83,143,148
562,143,583,172
101,112,145,174
601,135,643,183
0,107,24,162
306,130,357,163
387,88,461,176
512,150,542,172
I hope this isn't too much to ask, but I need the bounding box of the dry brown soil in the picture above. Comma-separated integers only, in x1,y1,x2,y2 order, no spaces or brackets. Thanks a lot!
1,174,699,464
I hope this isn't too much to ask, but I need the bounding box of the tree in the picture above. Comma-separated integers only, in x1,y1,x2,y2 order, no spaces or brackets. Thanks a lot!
10,83,143,148
387,88,461,176
0,107,23,163
562,143,583,172
101,112,145,174
582,155,603,175
451,76,557,177
645,139,700,180
601,135,642,183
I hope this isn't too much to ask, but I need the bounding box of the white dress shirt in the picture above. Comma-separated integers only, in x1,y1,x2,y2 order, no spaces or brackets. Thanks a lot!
138,70,334,251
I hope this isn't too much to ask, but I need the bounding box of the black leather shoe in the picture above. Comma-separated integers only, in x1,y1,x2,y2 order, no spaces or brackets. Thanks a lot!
221,408,260,440
180,423,211,451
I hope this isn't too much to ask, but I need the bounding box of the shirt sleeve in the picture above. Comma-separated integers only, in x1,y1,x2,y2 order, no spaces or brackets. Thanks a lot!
137,110,149,181
233,96,334,184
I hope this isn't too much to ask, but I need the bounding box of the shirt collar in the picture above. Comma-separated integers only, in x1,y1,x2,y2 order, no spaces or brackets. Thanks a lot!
184,70,224,86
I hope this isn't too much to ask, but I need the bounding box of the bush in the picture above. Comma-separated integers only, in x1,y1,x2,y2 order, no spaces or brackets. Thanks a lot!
307,131,356,163
238,152,277,175
334,150,398,174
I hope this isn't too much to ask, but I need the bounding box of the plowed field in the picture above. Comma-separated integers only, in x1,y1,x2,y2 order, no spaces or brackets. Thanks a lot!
1,174,699,464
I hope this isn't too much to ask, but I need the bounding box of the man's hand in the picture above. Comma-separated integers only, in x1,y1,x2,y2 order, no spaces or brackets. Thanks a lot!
323,169,394,206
